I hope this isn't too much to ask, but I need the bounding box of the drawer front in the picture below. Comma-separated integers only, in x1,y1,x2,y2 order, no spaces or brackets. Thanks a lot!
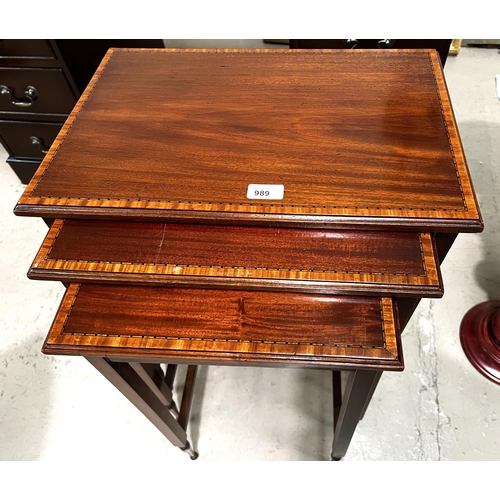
0,68,76,115
0,39,55,59
6,157,41,184
0,120,63,158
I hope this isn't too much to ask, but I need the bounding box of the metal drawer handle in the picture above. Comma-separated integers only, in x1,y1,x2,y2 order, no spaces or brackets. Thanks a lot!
378,39,395,48
0,85,39,107
342,39,396,49
342,39,359,49
30,135,49,154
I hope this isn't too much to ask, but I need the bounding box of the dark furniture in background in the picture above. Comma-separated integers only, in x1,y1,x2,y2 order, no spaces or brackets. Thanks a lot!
289,39,452,67
0,40,78,183
0,40,163,183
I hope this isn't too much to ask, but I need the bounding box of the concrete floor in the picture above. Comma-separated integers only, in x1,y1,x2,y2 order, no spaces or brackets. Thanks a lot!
1,46,499,462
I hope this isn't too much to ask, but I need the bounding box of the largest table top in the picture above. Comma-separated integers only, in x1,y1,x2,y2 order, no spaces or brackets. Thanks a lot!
15,49,482,232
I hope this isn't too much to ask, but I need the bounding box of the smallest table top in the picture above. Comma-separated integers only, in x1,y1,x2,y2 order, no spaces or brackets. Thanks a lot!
15,49,482,232
43,283,404,371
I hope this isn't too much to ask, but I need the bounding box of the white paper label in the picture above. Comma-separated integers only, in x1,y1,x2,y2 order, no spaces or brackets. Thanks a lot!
246,184,284,200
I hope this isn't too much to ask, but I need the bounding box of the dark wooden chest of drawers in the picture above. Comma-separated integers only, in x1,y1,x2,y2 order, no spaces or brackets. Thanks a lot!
0,40,78,183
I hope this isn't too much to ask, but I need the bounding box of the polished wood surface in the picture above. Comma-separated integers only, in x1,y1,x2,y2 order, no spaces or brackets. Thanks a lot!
15,48,483,460
15,49,482,231
43,283,403,370
460,301,500,385
29,219,442,296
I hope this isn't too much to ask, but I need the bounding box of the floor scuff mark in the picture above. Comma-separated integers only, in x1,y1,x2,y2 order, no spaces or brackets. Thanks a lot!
416,300,451,460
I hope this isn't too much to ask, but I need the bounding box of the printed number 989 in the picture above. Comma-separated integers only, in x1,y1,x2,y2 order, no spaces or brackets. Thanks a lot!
255,190,270,197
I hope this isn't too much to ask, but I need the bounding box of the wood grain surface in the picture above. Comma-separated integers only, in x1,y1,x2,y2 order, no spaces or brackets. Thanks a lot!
42,283,403,370
30,219,442,296
15,49,482,232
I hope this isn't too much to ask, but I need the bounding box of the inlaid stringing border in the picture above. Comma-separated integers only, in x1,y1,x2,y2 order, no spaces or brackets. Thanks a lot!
32,220,439,287
428,52,467,211
19,49,480,221
46,284,399,362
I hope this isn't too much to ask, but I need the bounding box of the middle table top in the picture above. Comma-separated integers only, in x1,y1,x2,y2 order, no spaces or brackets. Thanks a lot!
29,219,442,297
15,49,482,232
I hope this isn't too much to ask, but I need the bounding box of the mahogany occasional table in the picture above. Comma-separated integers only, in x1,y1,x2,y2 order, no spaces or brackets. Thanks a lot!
14,49,483,460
